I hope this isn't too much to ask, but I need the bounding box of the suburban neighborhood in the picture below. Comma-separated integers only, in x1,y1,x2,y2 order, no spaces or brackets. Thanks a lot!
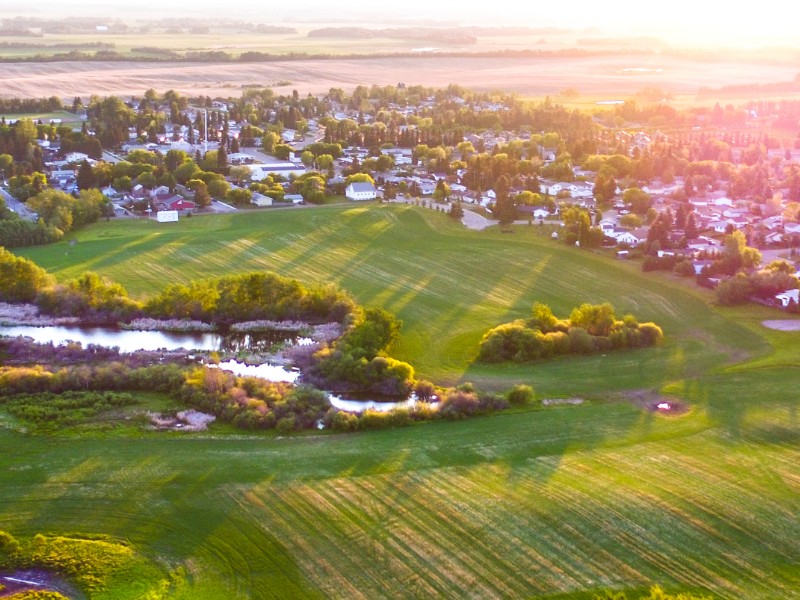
2,85,800,310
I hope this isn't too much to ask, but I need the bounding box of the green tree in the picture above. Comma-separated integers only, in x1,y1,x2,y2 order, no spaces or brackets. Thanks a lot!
494,196,517,230
72,189,105,228
27,189,76,233
300,150,315,167
262,131,280,154
187,179,211,208
345,173,376,187
165,149,189,172
593,169,617,204
229,165,251,186
226,187,252,207
76,160,97,190
433,180,451,202
0,246,53,302
207,178,231,198
620,213,642,228
295,173,327,203
569,302,616,336
623,187,652,215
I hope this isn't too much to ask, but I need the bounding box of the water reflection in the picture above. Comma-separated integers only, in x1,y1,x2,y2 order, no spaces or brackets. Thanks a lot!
211,359,301,383
0,324,423,412
0,325,305,353
328,394,420,412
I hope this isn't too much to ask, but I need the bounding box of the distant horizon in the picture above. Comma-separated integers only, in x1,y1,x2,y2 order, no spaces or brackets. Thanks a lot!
0,0,797,50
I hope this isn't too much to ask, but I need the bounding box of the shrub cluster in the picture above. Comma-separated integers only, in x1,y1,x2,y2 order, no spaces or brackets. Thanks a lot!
308,306,415,395
714,261,799,306
478,302,663,363
144,272,355,325
0,363,185,397
323,383,529,432
36,272,140,323
177,367,330,431
0,391,136,429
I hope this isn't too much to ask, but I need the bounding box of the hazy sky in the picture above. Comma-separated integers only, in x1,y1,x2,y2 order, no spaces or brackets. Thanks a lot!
2,0,796,47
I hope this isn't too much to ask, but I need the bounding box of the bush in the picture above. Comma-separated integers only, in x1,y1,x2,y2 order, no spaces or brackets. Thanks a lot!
568,327,595,353
673,259,695,277
439,389,481,419
275,416,296,433
507,384,535,406
0,530,19,555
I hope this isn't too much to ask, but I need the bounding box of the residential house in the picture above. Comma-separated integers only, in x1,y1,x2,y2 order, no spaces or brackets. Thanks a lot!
248,162,306,181
608,228,642,246
64,152,90,164
154,193,195,212
517,206,551,219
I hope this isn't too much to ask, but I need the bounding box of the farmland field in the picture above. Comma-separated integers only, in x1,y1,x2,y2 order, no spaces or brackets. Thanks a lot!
6,203,800,598
0,52,798,104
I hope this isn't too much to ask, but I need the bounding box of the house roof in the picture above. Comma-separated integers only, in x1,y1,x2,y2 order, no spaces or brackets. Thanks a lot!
347,182,376,192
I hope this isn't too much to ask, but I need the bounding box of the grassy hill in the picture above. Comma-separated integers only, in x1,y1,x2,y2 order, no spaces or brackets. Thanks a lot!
6,202,800,598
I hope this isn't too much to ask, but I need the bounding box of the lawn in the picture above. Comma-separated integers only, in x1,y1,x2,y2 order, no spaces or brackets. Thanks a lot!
6,203,800,598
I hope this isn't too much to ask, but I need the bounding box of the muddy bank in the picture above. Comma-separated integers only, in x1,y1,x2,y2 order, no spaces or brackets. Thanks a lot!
0,302,79,327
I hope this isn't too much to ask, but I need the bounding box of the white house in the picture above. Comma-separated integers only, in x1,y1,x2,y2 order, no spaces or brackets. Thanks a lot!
248,162,305,181
541,182,594,198
346,182,377,201
608,229,641,246
64,152,90,164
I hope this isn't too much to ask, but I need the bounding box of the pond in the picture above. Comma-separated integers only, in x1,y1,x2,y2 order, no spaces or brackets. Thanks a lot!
0,324,425,414
212,361,428,412
0,325,308,353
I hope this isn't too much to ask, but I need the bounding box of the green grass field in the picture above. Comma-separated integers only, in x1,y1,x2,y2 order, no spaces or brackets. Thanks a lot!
5,203,800,598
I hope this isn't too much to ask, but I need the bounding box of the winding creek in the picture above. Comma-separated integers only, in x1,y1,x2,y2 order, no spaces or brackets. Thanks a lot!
0,324,425,412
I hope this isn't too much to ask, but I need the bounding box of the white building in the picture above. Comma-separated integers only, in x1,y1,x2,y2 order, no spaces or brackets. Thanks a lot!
345,182,377,201
248,162,305,181
251,193,273,207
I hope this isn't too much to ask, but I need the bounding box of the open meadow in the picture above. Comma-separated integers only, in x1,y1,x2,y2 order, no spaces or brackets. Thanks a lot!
4,203,800,598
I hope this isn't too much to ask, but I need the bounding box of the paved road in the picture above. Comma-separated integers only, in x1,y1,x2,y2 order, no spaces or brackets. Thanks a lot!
0,186,36,221
211,199,237,213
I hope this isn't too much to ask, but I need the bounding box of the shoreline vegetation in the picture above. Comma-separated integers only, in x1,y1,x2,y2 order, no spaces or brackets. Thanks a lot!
0,251,538,434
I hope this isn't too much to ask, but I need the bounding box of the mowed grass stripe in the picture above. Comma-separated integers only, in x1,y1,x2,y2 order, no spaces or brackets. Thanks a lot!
342,474,525,598
545,442,800,597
